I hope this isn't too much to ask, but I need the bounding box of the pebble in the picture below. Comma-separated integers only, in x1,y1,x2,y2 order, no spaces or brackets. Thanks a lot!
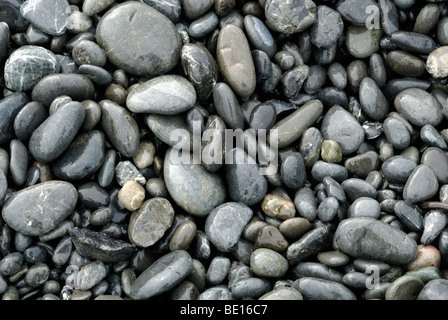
427,46,448,78
250,248,289,278
254,225,289,252
164,149,226,217
118,181,145,212
317,251,350,268
2,181,77,236
286,226,332,264
76,261,107,290
349,197,381,219
394,200,424,232
382,156,417,184
20,0,69,36
259,287,303,300
206,256,230,285
293,277,356,300
421,211,447,245
345,25,382,59
420,125,447,150
402,165,439,204
417,279,448,300
217,24,256,98
386,50,426,77
385,275,424,300
96,2,181,76
280,152,307,189
334,217,418,265
311,5,343,50
359,77,389,121
408,245,441,270
205,202,253,252
244,15,276,58
130,250,193,300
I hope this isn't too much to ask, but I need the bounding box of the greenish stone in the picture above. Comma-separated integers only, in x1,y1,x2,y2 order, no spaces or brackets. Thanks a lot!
321,140,342,163
406,266,441,283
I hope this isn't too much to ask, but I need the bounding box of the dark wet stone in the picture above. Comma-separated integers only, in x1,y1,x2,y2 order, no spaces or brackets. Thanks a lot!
311,161,348,183
77,65,113,87
141,0,181,22
421,211,447,245
0,171,8,205
0,252,23,276
321,106,365,155
0,92,30,145
311,5,343,50
52,131,105,181
349,197,381,219
100,100,140,158
164,148,226,217
25,263,50,288
336,0,378,26
394,89,443,127
281,152,307,190
249,102,276,133
421,125,447,150
291,261,344,282
188,11,218,39
23,245,47,265
13,102,47,142
334,217,418,265
252,50,273,84
244,15,276,58
417,279,448,300
383,78,431,101
303,65,326,95
265,0,316,34
31,74,95,107
293,277,356,300
0,22,9,65
379,0,399,37
391,31,437,55
344,151,380,179
96,2,181,76
300,127,323,168
217,24,256,98
250,248,288,278
29,102,85,163
20,0,69,36
181,43,218,103
213,82,245,129
127,75,196,115
9,139,28,186
77,182,110,210
69,227,136,263
205,202,253,252
97,150,116,188
281,65,309,99
2,181,77,236
414,3,440,35
403,165,439,204
225,148,267,206
383,117,411,151
394,200,424,232
359,77,389,121
130,250,193,300
286,226,332,264
146,114,192,149
0,0,29,33
341,178,377,203
421,147,448,184
72,40,106,67
317,197,339,222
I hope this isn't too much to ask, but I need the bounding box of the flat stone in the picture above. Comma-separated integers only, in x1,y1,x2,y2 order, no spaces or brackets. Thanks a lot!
259,287,303,300
69,227,136,263
345,25,382,59
217,24,256,98
126,75,196,115
403,165,439,204
265,0,316,34
205,202,253,252
334,217,418,265
293,277,356,300
394,200,424,232
130,250,193,300
286,226,332,264
213,82,245,129
311,161,348,183
164,148,226,217
382,156,417,184
96,2,182,76
344,151,380,178
386,50,426,77
2,181,77,236
0,92,30,145
128,198,175,248
418,279,448,300
244,15,277,58
311,5,343,50
13,101,47,142
146,114,192,150
317,251,350,268
100,100,140,158
359,77,389,121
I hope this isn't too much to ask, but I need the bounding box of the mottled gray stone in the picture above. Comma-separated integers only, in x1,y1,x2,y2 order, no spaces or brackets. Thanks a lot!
265,0,316,34
20,0,70,36
403,165,439,204
293,277,356,300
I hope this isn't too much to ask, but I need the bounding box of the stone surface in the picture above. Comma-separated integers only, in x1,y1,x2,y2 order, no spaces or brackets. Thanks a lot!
265,0,316,34
96,2,182,76
20,0,70,36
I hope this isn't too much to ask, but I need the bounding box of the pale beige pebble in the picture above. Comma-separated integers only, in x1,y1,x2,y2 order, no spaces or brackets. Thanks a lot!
133,140,156,169
118,180,146,211
407,244,441,270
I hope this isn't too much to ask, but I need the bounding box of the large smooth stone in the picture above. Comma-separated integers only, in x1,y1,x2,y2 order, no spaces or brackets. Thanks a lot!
421,147,448,184
293,277,356,300
100,100,140,158
2,181,77,236
164,148,226,217
217,24,256,98
52,130,105,181
31,74,95,107
334,217,418,265
96,2,182,76
4,45,60,92
265,0,316,34
336,0,378,26
146,114,192,149
126,75,196,115
321,106,365,155
129,250,193,300
29,102,85,163
20,0,70,36
205,202,253,252
394,88,443,127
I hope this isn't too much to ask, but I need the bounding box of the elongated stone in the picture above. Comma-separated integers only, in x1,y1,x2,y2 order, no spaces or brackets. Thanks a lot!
130,250,193,300
2,181,77,236
403,165,439,204
334,217,418,265
286,226,332,264
20,0,69,36
265,0,316,34
29,102,85,163
217,24,256,98
0,92,30,145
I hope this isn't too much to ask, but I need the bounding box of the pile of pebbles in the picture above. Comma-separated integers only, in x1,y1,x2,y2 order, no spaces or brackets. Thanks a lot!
1,0,448,301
